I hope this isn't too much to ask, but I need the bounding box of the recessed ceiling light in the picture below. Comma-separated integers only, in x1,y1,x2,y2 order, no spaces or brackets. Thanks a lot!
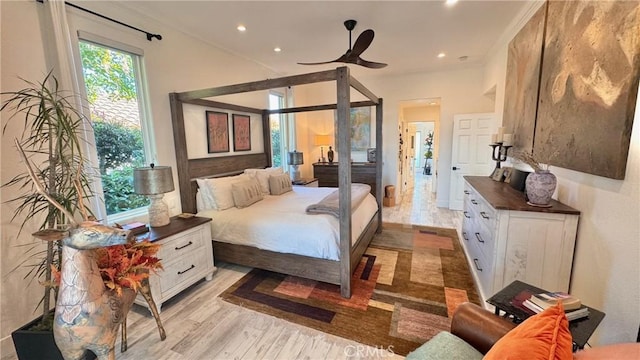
429,102,437,105
274,47,282,53
445,0,458,6
237,25,246,32
437,52,446,58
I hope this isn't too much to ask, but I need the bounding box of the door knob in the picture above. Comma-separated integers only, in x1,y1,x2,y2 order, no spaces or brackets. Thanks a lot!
452,166,461,170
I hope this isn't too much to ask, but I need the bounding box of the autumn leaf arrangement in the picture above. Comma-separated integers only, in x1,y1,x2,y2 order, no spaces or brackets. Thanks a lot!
53,239,163,296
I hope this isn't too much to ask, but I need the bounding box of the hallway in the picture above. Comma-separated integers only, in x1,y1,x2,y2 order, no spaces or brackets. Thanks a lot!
382,168,462,229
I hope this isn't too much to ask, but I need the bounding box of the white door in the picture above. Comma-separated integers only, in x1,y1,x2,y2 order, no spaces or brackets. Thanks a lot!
449,113,497,210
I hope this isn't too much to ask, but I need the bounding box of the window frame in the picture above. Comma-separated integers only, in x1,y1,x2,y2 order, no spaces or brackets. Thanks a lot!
75,33,157,223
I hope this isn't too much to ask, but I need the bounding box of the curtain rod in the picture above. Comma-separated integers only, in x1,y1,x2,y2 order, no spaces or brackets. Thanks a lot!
37,0,162,41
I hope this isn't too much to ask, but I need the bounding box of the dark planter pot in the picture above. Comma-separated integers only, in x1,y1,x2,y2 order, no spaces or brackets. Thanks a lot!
11,316,96,360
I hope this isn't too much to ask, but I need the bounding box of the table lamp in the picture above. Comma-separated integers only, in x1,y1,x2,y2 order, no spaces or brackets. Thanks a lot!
314,134,331,163
133,164,175,227
288,151,304,181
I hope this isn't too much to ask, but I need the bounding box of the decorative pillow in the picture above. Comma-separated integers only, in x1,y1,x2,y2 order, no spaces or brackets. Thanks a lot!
269,173,293,195
484,302,573,360
231,178,263,208
245,167,284,194
197,174,248,211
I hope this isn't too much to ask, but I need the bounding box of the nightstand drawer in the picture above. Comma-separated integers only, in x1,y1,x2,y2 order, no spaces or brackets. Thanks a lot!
156,225,206,262
159,249,211,294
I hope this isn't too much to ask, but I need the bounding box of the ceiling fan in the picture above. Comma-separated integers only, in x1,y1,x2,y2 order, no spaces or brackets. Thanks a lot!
298,19,388,69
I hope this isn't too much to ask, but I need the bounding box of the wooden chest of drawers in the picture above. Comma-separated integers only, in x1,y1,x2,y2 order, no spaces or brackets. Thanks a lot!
312,162,377,197
462,176,580,301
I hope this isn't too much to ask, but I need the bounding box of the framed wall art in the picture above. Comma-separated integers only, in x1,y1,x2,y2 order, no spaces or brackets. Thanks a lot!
206,111,229,153
232,114,251,151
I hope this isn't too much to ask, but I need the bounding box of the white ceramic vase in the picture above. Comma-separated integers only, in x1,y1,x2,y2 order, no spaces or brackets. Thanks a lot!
525,170,557,206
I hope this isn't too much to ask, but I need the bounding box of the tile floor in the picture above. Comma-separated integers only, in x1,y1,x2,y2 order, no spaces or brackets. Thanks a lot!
381,169,463,230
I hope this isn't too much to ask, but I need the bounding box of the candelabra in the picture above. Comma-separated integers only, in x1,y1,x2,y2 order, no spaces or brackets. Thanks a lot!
490,142,512,174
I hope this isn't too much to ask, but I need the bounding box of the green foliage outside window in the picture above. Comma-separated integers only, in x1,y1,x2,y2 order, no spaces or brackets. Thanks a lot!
92,121,149,214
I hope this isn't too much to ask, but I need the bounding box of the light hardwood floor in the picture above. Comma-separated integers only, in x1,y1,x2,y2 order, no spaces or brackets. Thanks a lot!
3,170,461,360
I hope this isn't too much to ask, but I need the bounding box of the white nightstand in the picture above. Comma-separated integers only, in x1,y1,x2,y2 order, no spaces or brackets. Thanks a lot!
292,178,319,187
134,216,215,313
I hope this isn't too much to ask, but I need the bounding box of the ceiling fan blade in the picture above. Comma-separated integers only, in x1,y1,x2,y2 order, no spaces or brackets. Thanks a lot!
356,57,388,69
298,53,348,66
350,29,374,58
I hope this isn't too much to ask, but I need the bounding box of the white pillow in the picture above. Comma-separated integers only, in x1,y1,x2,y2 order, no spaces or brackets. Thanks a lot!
231,178,263,208
197,174,248,210
196,179,214,210
254,167,284,194
269,173,293,195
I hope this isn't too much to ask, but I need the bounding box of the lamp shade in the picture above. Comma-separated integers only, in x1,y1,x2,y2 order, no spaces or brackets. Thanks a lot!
133,165,175,195
314,135,331,146
288,151,304,166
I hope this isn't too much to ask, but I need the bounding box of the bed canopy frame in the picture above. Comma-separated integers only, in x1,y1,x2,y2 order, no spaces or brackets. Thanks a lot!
169,66,382,297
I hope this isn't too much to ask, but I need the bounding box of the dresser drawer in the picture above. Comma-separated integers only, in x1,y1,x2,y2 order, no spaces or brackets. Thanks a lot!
159,249,211,294
472,220,496,259
471,252,494,294
157,225,207,261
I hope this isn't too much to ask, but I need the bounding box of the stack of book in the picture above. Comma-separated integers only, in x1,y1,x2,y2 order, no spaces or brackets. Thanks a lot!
512,290,590,321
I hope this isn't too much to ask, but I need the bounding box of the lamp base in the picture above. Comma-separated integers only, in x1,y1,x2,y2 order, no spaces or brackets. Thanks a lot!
148,194,170,227
290,165,301,182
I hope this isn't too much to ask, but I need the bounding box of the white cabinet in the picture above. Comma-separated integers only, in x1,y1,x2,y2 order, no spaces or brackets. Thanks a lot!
135,216,215,313
461,177,579,302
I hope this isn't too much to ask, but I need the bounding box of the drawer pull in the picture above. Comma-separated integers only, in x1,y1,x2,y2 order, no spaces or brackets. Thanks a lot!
463,211,471,219
480,212,490,219
475,232,485,243
471,199,478,205
473,259,483,272
175,241,194,250
462,232,469,241
177,264,195,275
464,190,470,195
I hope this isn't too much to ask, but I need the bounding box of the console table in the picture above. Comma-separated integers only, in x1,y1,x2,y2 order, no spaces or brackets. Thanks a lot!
312,162,377,197
462,176,580,301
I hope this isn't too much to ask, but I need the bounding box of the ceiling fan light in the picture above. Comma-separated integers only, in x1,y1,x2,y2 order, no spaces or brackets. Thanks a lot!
445,0,459,6
437,52,446,58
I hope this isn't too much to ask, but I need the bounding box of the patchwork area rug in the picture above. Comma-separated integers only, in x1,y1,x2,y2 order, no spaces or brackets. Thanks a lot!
219,223,481,356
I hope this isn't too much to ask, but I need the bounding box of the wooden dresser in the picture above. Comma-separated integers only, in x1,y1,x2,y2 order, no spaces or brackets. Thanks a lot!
462,176,580,302
135,216,215,313
312,162,377,197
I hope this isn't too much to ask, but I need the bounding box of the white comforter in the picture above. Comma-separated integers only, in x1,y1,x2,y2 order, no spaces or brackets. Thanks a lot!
197,186,378,261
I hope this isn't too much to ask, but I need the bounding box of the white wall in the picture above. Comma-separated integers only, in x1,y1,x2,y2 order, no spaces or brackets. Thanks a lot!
0,0,279,351
364,68,494,207
483,1,640,345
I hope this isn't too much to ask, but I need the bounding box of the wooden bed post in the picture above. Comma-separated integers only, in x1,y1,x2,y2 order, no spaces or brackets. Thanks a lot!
169,93,194,214
262,111,272,167
375,98,383,233
336,66,352,298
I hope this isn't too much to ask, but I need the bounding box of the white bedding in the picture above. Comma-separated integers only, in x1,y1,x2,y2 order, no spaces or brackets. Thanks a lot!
197,186,378,261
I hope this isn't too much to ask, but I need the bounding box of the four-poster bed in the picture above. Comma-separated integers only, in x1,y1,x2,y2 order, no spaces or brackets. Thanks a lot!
169,67,383,297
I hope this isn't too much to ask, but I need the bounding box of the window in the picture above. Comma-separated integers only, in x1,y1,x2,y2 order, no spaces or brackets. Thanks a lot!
268,92,287,167
78,39,153,220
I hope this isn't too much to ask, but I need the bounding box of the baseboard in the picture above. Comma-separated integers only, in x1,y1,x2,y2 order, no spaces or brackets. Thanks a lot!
1,335,16,360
